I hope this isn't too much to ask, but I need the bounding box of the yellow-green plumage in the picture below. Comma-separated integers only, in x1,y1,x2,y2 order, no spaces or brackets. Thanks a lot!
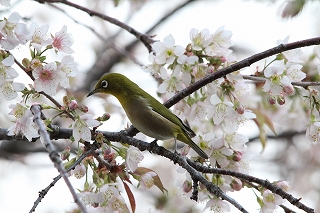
87,73,208,159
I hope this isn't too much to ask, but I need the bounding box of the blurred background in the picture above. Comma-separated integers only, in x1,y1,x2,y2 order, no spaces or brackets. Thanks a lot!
0,0,320,212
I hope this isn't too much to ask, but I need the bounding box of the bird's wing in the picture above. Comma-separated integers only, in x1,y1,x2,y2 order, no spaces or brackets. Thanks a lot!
148,96,196,137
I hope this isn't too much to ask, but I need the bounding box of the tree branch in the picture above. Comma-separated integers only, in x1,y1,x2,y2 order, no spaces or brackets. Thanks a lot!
164,37,320,108
186,159,314,213
30,105,87,213
34,0,155,52
30,143,97,212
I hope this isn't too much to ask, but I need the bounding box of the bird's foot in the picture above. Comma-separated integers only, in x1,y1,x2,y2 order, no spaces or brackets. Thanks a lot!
150,139,158,146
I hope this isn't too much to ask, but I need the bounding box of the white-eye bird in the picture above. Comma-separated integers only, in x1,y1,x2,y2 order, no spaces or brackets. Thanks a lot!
87,73,208,159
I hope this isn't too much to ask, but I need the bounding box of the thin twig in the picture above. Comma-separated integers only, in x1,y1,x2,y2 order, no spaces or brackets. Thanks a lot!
30,105,87,213
46,3,143,66
186,159,314,213
108,130,249,213
164,37,320,108
243,75,320,87
30,144,97,212
35,0,155,51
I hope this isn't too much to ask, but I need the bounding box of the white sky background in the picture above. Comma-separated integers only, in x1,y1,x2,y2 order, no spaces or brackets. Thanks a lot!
0,0,319,212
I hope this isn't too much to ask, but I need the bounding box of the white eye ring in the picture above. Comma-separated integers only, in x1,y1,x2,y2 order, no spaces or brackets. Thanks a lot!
101,80,108,88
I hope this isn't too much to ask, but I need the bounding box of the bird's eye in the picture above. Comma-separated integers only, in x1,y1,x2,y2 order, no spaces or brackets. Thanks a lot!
101,80,108,88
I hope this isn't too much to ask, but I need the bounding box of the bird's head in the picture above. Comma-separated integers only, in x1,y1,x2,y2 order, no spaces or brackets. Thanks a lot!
87,73,137,98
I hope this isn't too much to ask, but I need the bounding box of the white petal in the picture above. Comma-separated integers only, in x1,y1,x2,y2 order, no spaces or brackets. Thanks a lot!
174,45,185,56
12,82,25,91
157,82,168,93
163,34,175,47
8,12,20,23
177,55,187,64
210,94,222,105
2,55,14,66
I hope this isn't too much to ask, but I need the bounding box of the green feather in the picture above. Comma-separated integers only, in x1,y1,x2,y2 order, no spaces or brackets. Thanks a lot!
88,73,208,159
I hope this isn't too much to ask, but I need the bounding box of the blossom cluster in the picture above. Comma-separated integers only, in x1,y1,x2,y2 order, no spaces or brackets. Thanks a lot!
259,181,291,213
1,9,161,211
143,27,254,211
65,144,162,211
0,4,302,212
0,12,84,141
261,36,306,105
142,28,297,212
0,12,77,98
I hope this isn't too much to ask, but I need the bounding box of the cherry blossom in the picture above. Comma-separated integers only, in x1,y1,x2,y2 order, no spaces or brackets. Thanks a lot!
28,23,53,52
261,190,283,211
126,146,144,172
224,132,248,152
0,12,28,50
151,34,184,65
275,181,291,192
57,55,79,88
33,62,63,95
204,198,230,213
205,26,233,57
72,164,86,179
157,66,184,98
262,62,286,95
0,55,18,84
208,94,234,125
7,103,39,141
0,55,23,101
189,28,212,51
139,171,157,190
306,120,320,144
51,25,74,54
0,80,24,100
78,191,96,206
100,184,120,202
210,137,233,167
189,101,209,122
191,133,215,158
285,63,305,82
72,114,100,142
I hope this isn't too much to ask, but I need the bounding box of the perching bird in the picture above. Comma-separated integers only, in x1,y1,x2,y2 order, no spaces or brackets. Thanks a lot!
87,73,208,159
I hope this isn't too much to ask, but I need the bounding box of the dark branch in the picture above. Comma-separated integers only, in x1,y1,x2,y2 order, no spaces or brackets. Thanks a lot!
164,37,320,108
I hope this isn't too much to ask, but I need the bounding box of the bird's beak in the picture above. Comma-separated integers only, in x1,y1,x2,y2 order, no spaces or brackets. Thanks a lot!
87,90,96,97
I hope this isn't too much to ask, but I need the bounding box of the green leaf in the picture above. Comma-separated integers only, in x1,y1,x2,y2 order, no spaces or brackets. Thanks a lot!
251,108,277,152
39,55,46,62
251,108,277,135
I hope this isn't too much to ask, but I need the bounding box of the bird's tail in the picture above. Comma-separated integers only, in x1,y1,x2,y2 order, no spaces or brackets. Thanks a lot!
188,139,209,159
177,133,208,159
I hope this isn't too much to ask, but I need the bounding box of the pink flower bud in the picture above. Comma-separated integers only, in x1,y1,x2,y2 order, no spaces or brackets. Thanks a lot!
230,178,242,191
277,94,285,105
182,180,192,193
232,151,242,162
68,100,78,110
98,113,111,122
104,146,112,156
61,146,71,161
282,84,294,95
180,144,190,156
268,95,276,105
275,181,291,192
79,105,89,113
105,152,116,164
236,104,245,114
